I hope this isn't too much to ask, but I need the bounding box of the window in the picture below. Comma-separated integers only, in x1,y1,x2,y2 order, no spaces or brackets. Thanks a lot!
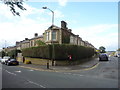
70,36,74,44
31,41,33,47
52,31,56,41
46,32,50,41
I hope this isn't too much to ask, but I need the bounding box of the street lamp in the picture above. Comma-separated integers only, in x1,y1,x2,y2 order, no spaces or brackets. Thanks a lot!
42,7,54,25
42,7,55,67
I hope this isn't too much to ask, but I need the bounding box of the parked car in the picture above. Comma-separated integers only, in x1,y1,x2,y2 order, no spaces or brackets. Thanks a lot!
6,59,19,66
99,53,109,61
1,56,10,64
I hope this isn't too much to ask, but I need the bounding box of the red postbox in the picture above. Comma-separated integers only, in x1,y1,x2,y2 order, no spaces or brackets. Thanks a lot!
68,55,72,60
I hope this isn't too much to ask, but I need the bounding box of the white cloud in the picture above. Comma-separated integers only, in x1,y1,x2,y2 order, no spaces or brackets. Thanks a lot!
58,0,68,6
74,24,118,51
0,3,51,49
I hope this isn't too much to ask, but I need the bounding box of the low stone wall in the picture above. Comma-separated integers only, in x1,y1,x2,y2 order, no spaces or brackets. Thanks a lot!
17,57,23,62
17,56,69,66
17,56,96,66
24,57,52,65
55,60,69,66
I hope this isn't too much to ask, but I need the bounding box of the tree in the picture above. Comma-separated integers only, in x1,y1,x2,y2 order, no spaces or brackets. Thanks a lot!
3,0,26,16
8,49,21,58
99,46,106,53
0,51,6,58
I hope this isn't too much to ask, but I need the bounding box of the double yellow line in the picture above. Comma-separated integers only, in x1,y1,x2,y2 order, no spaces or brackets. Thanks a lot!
82,63,99,71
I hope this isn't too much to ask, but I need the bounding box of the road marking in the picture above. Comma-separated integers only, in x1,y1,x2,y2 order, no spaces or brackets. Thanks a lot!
79,75,84,76
19,66,44,71
64,73,70,74
82,63,99,71
0,68,2,71
63,73,84,76
27,80,46,88
5,70,16,76
18,63,99,72
29,70,34,71
65,73,71,74
15,70,21,73
73,74,84,76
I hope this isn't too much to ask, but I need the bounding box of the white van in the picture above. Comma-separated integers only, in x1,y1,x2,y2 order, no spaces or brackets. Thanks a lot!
1,56,10,64
114,51,120,57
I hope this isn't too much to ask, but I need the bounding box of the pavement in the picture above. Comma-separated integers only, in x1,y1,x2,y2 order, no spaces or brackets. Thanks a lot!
18,57,99,72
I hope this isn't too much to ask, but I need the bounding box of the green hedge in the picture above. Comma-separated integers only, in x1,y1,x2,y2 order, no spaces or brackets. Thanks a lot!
53,44,94,60
22,45,52,59
22,44,95,60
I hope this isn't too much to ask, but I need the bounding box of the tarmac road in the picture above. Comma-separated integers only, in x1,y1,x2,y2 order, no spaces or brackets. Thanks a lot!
1,56,118,89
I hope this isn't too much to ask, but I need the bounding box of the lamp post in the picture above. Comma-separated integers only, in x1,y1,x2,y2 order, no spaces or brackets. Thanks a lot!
42,7,55,67
42,7,54,25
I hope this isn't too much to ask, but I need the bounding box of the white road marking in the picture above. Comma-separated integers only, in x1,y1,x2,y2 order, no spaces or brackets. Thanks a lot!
73,74,84,76
5,70,16,76
0,68,2,71
64,72,72,75
27,80,46,88
66,73,71,74
63,73,84,76
29,70,34,71
15,70,21,73
79,75,84,76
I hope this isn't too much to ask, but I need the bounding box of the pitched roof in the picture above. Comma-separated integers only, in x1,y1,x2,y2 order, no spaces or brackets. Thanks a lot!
47,25,61,30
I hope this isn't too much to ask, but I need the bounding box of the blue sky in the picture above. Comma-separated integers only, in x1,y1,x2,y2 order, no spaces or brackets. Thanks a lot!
0,0,118,51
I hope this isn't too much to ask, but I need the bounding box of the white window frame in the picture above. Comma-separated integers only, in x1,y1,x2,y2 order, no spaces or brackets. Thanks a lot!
46,32,50,41
52,31,56,41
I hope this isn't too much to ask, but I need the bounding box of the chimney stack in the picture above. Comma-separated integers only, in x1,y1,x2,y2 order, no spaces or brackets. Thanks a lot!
61,21,67,29
25,38,28,40
68,29,72,32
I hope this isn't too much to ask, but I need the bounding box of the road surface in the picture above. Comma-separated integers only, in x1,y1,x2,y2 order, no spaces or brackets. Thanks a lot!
1,56,118,88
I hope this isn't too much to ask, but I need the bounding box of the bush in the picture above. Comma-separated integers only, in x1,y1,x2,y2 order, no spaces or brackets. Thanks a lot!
22,44,95,60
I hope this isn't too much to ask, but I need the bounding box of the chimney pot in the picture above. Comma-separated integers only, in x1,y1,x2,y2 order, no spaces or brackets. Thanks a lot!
34,33,38,37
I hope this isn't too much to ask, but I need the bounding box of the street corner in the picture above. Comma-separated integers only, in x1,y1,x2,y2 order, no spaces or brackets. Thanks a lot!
17,61,100,72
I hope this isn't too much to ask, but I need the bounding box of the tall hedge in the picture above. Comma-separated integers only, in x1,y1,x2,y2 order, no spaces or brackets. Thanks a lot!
22,45,52,59
22,44,95,60
53,44,95,60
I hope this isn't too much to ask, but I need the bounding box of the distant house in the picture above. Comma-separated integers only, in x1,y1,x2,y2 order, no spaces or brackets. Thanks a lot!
3,46,16,53
16,33,43,50
29,33,43,47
